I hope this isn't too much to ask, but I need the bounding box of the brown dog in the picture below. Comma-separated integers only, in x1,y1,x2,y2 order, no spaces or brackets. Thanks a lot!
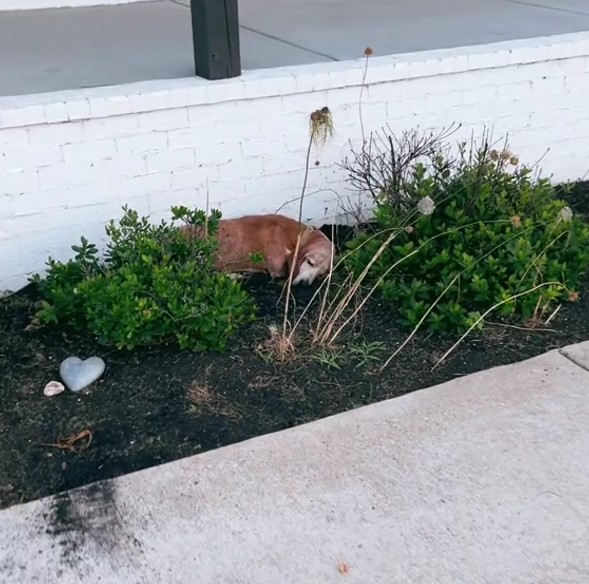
183,214,335,284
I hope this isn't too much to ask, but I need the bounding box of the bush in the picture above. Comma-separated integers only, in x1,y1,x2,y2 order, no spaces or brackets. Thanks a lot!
344,130,589,333
31,206,256,351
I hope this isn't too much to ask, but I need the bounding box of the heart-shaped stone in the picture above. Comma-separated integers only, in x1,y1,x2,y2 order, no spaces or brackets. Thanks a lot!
59,356,106,393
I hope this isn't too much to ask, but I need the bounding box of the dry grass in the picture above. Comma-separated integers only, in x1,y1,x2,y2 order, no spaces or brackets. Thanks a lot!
247,375,281,390
186,382,242,419
257,323,298,362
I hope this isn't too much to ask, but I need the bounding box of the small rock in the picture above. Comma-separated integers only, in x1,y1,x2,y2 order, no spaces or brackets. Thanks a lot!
44,380,65,397
59,356,106,392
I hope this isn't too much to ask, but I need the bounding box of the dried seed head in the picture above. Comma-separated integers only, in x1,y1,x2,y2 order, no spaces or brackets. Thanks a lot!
500,149,511,161
510,215,522,229
309,107,334,147
417,196,435,216
509,154,519,166
364,47,373,56
558,206,573,222
489,149,499,161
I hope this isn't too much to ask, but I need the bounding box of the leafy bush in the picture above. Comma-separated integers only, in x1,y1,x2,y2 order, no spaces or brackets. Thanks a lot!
344,130,589,333
31,206,256,351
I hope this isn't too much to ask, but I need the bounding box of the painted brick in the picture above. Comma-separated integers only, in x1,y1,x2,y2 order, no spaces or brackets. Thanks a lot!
117,173,171,198
187,101,239,128
192,142,238,168
28,122,85,146
66,99,92,122
150,188,205,217
167,128,203,150
3,170,40,197
136,108,189,133
89,96,133,118
44,102,70,124
0,105,45,129
88,155,147,180
9,188,66,217
1,146,63,171
2,0,148,8
36,163,89,190
169,167,207,191
116,131,168,155
62,180,122,208
2,35,589,293
61,138,117,163
83,116,139,140
144,148,195,174
0,126,29,148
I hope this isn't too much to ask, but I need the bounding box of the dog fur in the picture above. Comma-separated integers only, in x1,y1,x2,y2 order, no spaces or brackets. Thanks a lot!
183,214,335,284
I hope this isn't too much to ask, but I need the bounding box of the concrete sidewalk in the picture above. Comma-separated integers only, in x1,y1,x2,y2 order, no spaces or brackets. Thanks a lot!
1,342,588,583
1,0,589,96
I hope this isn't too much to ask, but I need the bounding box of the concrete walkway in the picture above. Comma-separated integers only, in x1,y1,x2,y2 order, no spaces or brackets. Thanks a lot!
1,342,588,583
1,0,589,96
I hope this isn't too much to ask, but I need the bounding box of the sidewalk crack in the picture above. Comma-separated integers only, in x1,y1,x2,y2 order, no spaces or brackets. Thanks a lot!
499,0,589,17
559,349,589,373
240,25,339,62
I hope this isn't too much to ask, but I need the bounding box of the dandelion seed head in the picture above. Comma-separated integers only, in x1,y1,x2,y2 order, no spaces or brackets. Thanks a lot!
417,196,435,216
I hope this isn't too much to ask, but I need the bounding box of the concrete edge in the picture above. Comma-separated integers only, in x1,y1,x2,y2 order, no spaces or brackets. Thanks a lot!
1,29,589,128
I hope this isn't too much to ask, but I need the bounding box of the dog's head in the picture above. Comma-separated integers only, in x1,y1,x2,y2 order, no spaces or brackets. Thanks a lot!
289,229,336,285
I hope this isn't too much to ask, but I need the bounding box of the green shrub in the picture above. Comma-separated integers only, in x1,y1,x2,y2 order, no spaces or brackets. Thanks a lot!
344,130,589,333
31,206,256,351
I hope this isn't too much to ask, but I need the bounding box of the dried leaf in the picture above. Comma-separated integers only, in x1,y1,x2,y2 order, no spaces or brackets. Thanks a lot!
42,429,93,453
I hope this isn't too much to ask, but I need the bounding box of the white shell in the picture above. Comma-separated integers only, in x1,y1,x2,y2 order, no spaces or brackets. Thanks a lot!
44,380,65,397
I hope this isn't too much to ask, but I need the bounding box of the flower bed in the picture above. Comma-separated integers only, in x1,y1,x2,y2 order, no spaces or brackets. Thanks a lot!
2,121,588,509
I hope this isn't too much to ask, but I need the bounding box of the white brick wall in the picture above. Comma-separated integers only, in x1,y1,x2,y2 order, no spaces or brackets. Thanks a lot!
2,31,589,293
0,0,144,10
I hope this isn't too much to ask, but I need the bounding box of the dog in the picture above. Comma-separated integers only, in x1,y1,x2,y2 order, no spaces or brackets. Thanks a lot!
183,214,335,285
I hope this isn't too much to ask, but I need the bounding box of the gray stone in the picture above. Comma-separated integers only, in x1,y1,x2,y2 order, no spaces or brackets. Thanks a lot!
59,356,105,393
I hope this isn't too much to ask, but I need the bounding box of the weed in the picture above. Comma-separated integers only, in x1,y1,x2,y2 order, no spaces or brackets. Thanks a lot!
311,347,342,370
349,340,386,369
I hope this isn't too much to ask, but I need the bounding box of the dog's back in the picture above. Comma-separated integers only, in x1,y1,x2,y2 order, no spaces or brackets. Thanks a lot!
217,214,306,276
183,213,334,282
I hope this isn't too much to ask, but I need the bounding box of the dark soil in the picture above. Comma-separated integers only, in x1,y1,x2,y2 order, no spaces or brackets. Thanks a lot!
1,182,588,510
